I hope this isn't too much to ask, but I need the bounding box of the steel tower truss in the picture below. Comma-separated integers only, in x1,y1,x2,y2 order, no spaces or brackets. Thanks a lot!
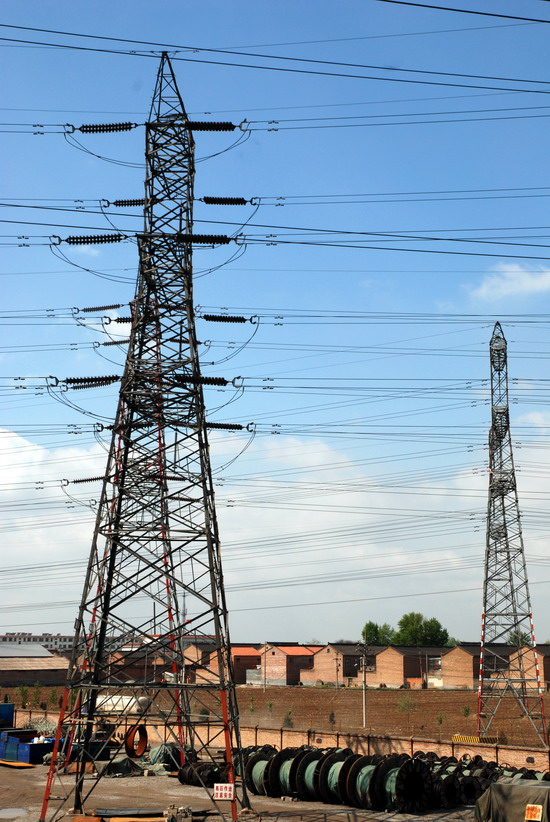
40,55,247,821
478,322,547,746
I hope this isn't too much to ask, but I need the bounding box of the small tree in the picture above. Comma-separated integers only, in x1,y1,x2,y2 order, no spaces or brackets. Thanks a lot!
462,705,471,718
283,710,293,728
49,689,58,710
397,694,417,734
32,681,42,708
436,713,445,739
17,686,29,709
328,711,336,728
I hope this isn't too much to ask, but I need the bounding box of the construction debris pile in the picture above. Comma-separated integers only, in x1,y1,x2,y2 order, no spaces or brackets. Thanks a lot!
240,745,550,812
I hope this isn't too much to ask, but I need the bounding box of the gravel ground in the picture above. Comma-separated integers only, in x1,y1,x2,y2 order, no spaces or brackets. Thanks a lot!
0,766,476,822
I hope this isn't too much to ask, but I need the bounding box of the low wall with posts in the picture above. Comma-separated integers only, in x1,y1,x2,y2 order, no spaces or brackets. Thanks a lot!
9,708,550,773
236,725,550,772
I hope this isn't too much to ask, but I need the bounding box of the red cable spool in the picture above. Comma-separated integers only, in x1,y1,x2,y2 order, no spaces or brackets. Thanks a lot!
124,724,148,758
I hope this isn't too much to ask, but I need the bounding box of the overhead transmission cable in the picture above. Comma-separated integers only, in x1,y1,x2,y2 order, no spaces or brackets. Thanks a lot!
0,29,549,96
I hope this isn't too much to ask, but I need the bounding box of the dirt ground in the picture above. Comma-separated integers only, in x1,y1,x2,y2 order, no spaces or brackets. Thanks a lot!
0,766,475,822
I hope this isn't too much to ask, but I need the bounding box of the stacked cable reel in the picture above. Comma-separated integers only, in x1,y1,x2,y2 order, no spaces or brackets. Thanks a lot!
239,745,550,813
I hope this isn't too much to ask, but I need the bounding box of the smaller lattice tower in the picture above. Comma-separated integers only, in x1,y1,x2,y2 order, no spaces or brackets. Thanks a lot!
478,322,547,746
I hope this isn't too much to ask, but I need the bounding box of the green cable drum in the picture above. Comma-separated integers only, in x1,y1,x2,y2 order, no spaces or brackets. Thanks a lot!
250,758,270,794
264,748,298,797
355,764,377,808
326,761,345,802
344,755,376,808
244,749,276,795
278,756,294,796
303,758,321,797
295,750,324,800
383,767,401,811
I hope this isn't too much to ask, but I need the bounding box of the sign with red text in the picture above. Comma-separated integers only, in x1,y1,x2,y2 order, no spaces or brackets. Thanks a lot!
213,783,235,801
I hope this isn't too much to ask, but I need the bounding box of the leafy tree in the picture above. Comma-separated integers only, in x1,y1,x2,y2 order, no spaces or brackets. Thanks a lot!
422,617,449,646
508,629,530,645
393,612,449,646
362,621,395,645
362,621,380,644
378,623,395,645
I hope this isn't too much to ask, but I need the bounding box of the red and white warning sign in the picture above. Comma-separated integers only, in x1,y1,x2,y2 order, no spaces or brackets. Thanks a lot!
525,805,543,821
213,783,235,801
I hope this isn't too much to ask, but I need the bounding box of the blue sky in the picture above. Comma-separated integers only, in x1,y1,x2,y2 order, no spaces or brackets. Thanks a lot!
1,0,550,644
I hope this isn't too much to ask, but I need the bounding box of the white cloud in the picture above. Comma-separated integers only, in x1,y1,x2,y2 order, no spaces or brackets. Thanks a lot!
515,411,550,427
470,264,550,301
71,245,101,258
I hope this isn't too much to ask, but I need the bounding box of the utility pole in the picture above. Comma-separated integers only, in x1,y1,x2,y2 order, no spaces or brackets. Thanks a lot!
356,642,370,727
478,322,547,746
40,54,248,821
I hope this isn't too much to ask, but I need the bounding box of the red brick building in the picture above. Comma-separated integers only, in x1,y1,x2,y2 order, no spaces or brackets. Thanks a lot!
301,643,362,686
248,644,323,686
363,646,450,689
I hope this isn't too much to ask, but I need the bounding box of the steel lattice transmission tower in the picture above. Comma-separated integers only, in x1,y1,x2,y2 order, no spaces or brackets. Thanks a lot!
40,54,248,821
478,322,547,746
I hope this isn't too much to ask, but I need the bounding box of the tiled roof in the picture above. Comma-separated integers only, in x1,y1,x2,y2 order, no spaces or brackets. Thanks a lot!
231,647,261,656
450,643,517,657
0,643,52,658
278,646,322,656
388,646,452,656
0,657,69,671
327,644,362,655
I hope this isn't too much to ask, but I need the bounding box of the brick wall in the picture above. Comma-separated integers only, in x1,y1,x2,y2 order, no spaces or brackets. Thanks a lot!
441,647,477,689
3,683,550,749
9,704,550,772
260,645,288,686
366,647,405,688
301,648,341,685
233,654,261,685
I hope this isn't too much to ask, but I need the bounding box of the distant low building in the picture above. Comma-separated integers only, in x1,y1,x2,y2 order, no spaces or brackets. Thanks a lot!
361,646,450,689
300,643,362,687
0,632,74,655
0,643,69,686
247,643,323,686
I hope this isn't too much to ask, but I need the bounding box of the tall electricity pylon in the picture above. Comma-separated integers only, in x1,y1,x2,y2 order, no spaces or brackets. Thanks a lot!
478,322,547,746
40,54,248,821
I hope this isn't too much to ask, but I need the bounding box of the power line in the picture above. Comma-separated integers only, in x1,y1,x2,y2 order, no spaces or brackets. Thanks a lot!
375,1,550,24
224,21,533,48
0,29,550,96
2,20,550,89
